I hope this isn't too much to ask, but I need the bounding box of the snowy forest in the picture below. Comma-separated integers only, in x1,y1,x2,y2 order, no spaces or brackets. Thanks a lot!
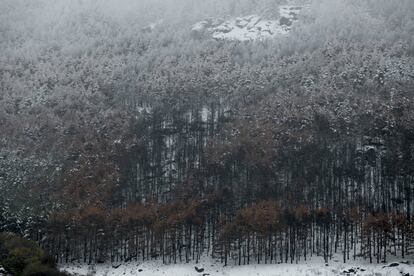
1,0,414,273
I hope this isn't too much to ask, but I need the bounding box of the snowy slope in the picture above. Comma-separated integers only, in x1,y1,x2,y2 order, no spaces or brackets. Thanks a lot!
191,4,305,41
61,257,414,276
142,19,164,32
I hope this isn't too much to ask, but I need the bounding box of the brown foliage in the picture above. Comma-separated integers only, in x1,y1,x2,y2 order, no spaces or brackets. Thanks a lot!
363,213,392,235
314,207,331,225
236,200,281,234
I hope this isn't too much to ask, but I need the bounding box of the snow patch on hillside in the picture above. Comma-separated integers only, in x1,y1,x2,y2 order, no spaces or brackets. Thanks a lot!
191,4,305,41
142,19,164,33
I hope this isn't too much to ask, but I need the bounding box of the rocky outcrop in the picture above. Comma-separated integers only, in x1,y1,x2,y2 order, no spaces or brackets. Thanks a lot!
191,4,305,41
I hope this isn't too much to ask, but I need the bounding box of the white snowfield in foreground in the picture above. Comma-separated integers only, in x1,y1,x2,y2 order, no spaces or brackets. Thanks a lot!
61,257,414,276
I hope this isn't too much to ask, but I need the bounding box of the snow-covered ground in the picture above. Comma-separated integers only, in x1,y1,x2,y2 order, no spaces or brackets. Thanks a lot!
191,4,305,41
60,257,414,276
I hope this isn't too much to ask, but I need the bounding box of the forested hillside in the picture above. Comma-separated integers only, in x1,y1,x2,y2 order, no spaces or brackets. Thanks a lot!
1,0,414,267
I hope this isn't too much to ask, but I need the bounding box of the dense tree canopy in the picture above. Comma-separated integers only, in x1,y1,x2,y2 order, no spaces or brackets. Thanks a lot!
0,0,413,265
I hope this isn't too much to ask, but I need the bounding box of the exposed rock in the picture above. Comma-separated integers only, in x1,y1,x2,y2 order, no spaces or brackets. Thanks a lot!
191,3,305,41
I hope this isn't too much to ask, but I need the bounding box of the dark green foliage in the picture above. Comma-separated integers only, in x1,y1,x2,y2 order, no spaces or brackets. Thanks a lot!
21,262,64,276
0,233,68,276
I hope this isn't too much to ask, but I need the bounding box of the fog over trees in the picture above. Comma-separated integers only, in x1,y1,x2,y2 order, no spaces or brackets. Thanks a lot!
1,0,414,268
